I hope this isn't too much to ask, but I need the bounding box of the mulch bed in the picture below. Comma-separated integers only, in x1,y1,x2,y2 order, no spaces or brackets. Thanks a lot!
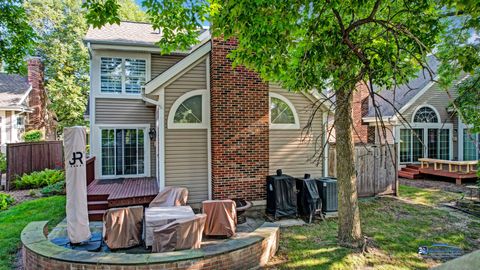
2,189,41,205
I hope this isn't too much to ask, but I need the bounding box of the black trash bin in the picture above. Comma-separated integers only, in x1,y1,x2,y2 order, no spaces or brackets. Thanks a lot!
295,174,321,223
315,177,338,213
266,169,297,219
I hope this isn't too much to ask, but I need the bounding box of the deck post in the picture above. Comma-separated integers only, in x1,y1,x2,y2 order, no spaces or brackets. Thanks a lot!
456,178,462,185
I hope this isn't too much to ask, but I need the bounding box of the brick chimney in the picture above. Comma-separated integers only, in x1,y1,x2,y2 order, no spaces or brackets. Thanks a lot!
352,81,371,144
210,38,269,201
26,57,47,132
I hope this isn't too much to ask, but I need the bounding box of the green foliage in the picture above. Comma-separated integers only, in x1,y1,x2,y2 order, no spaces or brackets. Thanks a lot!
40,180,66,196
24,0,148,133
0,193,15,211
14,169,65,190
0,0,36,74
0,153,6,173
0,196,65,269
22,130,43,142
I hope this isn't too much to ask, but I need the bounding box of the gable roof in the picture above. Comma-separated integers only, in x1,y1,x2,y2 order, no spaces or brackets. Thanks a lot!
0,73,32,108
365,55,440,118
84,21,210,48
144,41,211,94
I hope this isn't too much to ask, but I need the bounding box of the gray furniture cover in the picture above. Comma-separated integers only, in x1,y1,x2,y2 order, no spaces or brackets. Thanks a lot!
149,186,188,207
103,205,144,249
152,214,207,253
202,200,237,237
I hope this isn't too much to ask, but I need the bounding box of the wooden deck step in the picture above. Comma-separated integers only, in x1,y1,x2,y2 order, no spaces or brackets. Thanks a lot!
87,201,108,211
402,167,420,173
398,170,421,179
88,210,105,222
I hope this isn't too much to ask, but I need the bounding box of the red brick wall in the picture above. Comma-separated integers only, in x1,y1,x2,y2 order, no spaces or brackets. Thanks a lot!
210,38,269,201
26,57,46,132
352,82,370,144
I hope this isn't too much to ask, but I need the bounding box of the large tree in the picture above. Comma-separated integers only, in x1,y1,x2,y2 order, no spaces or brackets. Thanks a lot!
0,0,36,74
24,0,148,133
84,0,478,247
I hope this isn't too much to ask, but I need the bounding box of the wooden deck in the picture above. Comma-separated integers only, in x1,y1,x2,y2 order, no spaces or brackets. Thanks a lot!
87,177,159,220
418,167,478,185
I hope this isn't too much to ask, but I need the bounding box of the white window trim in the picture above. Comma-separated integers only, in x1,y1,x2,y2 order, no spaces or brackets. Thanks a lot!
269,92,300,130
92,51,151,98
167,89,209,129
396,124,453,164
411,104,441,123
96,124,151,179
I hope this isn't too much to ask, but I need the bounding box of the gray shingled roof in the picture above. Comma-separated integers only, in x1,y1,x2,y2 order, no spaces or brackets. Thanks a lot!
366,56,440,117
0,73,30,107
85,21,162,46
84,21,209,47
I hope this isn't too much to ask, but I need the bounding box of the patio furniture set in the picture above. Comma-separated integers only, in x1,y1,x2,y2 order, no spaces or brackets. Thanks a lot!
102,187,238,253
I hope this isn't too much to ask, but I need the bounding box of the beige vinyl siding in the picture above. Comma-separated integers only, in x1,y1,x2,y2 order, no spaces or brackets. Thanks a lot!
5,111,11,142
164,58,208,203
151,54,185,78
95,98,156,176
269,84,324,177
403,83,458,124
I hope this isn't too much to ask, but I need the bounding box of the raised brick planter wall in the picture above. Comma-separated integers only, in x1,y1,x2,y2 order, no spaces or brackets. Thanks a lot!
22,221,279,270
210,38,269,201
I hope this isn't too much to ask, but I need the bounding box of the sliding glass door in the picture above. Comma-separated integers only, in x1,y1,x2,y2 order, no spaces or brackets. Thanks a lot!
399,128,451,163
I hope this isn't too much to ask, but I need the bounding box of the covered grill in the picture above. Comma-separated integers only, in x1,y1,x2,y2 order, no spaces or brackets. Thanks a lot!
266,169,297,219
295,174,321,223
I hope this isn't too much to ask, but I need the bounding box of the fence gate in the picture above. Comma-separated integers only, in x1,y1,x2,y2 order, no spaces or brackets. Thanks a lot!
5,141,63,191
328,144,398,197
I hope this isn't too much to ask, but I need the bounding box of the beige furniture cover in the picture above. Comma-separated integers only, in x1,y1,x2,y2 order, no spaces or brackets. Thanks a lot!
64,126,91,244
202,200,237,237
144,206,195,247
149,186,188,207
152,214,207,253
103,205,144,249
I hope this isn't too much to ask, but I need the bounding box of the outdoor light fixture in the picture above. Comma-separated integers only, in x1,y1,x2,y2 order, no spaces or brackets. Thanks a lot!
149,128,156,140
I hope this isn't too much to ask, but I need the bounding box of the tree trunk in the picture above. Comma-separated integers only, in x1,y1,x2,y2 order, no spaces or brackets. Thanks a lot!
334,89,363,248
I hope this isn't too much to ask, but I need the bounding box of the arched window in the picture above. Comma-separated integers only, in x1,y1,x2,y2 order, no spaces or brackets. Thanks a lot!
168,89,208,128
269,93,299,129
413,106,439,123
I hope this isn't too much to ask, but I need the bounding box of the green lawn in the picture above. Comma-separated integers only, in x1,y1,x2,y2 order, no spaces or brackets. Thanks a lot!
0,196,65,270
272,185,480,269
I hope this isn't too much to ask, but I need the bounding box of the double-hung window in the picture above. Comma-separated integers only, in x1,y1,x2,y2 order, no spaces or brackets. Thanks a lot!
100,57,146,94
101,127,147,177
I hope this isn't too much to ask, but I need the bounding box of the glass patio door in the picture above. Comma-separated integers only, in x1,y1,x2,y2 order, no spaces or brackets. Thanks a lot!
427,129,449,160
399,128,450,163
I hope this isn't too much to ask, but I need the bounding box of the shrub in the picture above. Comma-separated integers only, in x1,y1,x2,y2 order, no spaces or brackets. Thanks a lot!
40,180,66,196
23,130,43,142
14,169,65,190
0,193,15,211
0,152,6,173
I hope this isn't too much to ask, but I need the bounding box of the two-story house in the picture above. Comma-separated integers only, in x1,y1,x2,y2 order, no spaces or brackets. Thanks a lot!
84,22,331,203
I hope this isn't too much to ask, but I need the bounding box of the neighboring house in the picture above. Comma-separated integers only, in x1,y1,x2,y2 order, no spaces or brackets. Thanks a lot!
0,58,51,151
358,56,478,172
84,22,331,203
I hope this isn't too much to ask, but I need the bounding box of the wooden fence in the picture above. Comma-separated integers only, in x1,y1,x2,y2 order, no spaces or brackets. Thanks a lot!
5,141,63,191
328,144,398,197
